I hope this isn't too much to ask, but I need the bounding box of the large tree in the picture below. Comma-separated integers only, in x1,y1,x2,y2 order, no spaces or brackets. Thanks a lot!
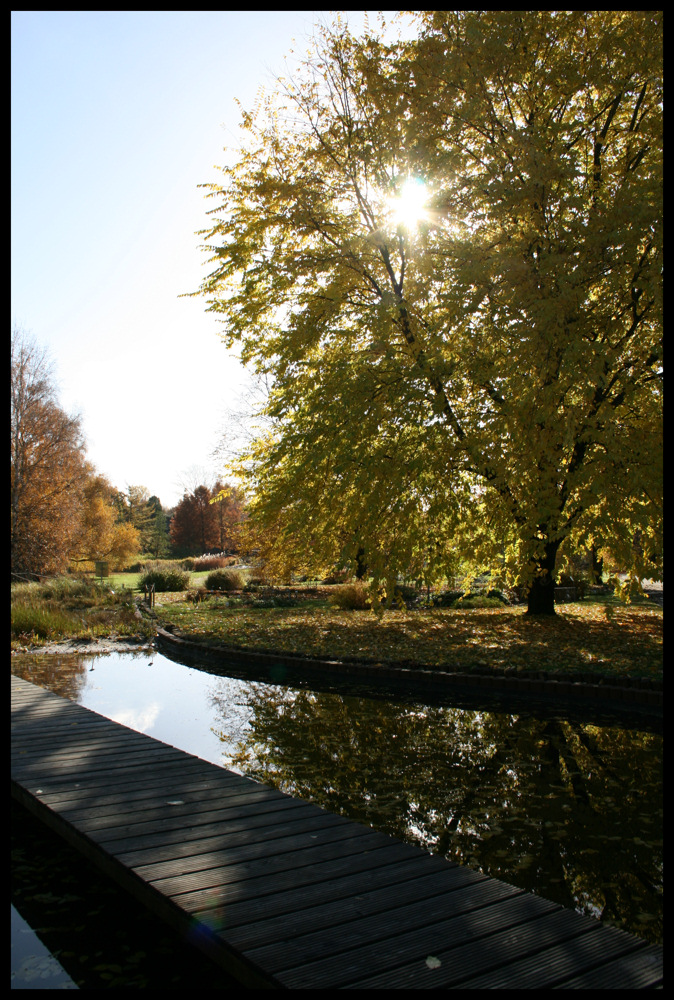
195,11,662,613
145,498,171,560
71,474,141,568
210,480,244,553
11,329,90,578
170,485,219,555
124,485,155,550
171,482,243,555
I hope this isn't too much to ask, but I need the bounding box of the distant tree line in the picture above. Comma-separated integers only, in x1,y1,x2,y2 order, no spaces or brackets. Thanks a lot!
11,327,243,578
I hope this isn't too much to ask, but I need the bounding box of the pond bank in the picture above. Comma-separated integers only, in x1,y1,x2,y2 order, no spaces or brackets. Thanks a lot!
11,636,154,656
153,622,662,715
13,599,661,715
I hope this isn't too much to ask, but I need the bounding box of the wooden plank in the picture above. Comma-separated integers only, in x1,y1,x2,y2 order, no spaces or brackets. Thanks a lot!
245,874,528,972
53,784,296,827
17,775,274,815
11,719,160,744
89,801,331,854
166,842,422,913
111,811,349,869
130,823,383,884
275,895,575,989
220,861,487,951
11,675,662,990
12,732,159,757
12,744,199,778
550,946,664,990
456,930,658,989
13,757,224,797
55,782,308,826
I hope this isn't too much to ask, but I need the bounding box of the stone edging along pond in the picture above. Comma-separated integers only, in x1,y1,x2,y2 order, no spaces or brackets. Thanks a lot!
151,621,662,714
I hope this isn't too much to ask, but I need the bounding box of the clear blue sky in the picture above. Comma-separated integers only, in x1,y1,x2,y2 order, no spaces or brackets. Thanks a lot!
11,10,373,508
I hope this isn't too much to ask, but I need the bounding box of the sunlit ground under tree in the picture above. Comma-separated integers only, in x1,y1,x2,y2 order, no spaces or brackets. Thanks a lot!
153,596,662,682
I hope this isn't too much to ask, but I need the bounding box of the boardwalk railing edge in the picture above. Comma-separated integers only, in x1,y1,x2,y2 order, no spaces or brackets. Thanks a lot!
10,778,280,989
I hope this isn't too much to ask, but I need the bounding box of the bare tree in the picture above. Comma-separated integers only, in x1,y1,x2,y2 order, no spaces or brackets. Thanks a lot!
211,370,275,470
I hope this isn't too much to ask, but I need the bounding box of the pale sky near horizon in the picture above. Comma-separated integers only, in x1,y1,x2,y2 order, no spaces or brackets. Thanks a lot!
11,10,376,508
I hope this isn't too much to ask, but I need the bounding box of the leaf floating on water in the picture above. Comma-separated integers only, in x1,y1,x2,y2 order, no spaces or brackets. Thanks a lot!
166,800,185,806
426,956,442,969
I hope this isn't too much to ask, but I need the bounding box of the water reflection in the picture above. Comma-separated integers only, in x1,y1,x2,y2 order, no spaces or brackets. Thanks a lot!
209,682,662,944
12,650,662,946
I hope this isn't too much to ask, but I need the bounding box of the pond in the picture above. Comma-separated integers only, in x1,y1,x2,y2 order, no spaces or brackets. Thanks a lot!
11,648,662,947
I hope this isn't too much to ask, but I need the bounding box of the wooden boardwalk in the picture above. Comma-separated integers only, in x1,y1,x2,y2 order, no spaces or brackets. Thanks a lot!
11,675,663,989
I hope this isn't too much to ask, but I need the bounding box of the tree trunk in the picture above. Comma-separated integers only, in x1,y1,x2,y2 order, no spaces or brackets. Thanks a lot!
526,541,560,616
590,544,604,583
355,547,368,580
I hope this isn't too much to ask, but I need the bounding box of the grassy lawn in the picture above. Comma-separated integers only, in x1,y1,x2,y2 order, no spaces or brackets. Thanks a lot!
103,570,213,591
153,595,662,683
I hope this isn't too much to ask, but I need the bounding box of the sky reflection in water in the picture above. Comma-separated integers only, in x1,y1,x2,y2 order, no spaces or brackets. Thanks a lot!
12,648,662,946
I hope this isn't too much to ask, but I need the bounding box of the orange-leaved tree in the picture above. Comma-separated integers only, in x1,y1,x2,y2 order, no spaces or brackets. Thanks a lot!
71,474,141,569
11,328,90,578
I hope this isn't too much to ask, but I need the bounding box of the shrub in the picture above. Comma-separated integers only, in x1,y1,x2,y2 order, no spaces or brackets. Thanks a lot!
123,561,146,573
139,566,190,592
206,569,245,592
269,594,302,608
384,583,418,607
180,558,196,572
321,569,353,585
19,575,119,608
192,555,237,572
329,583,371,610
433,590,465,607
186,589,210,603
453,595,505,609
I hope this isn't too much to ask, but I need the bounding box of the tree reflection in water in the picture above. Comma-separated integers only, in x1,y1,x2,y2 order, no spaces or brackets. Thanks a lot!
210,682,662,946
12,651,661,947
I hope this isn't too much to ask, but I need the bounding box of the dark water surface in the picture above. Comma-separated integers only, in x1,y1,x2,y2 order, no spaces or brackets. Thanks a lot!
12,649,662,949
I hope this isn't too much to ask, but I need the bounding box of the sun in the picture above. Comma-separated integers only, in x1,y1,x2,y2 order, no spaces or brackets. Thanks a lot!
389,178,429,230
